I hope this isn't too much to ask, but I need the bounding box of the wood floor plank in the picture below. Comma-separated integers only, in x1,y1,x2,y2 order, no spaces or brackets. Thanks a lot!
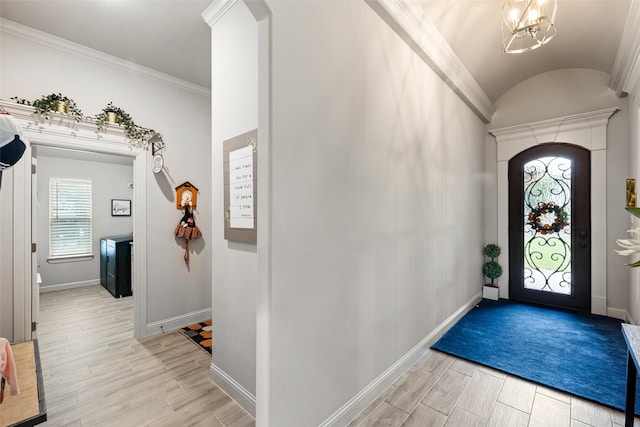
570,398,612,426
386,367,439,413
455,370,503,419
346,385,397,427
449,358,478,377
444,407,487,427
497,376,536,414
422,368,471,415
37,285,253,427
487,401,529,427
529,393,571,427
400,403,447,427
357,401,409,427
418,351,454,376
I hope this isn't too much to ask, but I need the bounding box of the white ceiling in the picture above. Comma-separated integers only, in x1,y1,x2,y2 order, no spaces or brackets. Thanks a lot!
418,0,632,102
0,0,633,103
0,0,213,89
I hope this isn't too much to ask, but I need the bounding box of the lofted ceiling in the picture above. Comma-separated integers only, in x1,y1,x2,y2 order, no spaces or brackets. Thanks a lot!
418,0,632,102
0,0,634,104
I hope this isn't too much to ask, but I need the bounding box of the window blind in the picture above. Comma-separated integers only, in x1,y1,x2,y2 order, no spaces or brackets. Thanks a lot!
49,178,92,258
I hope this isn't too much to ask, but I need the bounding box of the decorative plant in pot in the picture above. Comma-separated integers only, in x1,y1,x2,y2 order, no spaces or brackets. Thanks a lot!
482,243,502,300
95,102,155,148
11,93,84,122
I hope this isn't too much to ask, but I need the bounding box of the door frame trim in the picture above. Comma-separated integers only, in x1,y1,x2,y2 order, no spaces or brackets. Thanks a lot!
490,108,618,315
3,100,148,341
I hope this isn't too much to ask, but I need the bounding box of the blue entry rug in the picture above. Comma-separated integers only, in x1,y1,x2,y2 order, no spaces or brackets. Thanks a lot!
432,299,640,414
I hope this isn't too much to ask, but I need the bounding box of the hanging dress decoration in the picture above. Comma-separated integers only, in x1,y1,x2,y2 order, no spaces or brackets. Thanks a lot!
175,206,202,265
174,181,201,265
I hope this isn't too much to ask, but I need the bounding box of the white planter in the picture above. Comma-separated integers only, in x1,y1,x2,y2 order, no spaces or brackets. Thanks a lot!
483,285,499,300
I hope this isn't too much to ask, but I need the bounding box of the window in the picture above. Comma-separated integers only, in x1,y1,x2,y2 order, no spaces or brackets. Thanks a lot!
49,178,92,258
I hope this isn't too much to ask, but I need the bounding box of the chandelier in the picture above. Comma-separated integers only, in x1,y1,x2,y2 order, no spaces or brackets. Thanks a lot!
502,0,557,54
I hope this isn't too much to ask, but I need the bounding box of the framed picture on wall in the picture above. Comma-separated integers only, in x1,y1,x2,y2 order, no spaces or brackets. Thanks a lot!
111,199,131,216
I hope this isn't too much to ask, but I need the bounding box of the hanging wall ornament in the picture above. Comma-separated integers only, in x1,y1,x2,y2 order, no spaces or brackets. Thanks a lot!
174,182,201,265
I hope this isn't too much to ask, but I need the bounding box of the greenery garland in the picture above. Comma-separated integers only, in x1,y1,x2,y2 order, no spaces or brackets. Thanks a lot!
527,202,569,235
10,95,159,149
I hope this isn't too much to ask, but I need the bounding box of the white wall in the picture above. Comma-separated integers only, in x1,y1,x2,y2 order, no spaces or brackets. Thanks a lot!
36,154,133,292
491,69,625,129
0,20,212,339
0,169,15,339
628,94,640,324
263,1,485,425
209,0,258,407
488,69,630,316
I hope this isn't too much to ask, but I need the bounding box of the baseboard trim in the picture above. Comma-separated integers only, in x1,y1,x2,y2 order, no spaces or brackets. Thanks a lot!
607,307,629,322
39,279,100,293
209,363,256,417
319,292,482,427
146,308,211,336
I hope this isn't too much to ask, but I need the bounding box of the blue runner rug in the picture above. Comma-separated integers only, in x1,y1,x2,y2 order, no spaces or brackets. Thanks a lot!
432,299,640,414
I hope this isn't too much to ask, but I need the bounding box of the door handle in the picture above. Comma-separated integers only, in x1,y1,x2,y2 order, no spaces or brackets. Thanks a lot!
578,229,588,247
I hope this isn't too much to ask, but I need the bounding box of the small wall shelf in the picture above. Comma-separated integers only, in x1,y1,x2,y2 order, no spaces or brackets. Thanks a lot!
626,207,640,219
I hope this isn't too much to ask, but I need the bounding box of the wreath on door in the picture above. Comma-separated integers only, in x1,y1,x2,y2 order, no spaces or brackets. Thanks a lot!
527,202,569,235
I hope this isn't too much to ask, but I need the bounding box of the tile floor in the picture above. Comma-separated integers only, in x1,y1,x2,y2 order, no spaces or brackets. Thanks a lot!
36,285,254,427
34,285,640,426
348,349,640,427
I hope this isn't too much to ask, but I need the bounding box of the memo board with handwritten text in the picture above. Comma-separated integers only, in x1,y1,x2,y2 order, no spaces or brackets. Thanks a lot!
223,129,257,243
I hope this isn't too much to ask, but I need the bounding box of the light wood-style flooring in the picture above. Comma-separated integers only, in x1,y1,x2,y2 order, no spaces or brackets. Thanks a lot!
37,285,640,426
349,348,640,427
37,285,254,427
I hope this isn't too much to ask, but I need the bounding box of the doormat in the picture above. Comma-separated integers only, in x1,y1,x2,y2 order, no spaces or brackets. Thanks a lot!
178,320,212,355
432,299,640,415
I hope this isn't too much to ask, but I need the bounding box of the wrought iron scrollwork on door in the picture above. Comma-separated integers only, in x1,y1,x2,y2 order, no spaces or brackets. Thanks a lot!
523,156,572,294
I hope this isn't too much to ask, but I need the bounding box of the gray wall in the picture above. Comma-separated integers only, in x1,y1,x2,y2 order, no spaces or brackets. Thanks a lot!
267,2,485,423
36,153,133,291
210,1,486,424
0,18,212,339
210,0,258,400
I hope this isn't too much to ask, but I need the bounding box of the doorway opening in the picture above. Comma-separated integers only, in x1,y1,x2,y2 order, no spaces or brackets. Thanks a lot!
31,145,136,337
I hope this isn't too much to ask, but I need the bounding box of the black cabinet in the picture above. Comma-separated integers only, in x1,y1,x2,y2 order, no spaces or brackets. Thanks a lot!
99,235,133,298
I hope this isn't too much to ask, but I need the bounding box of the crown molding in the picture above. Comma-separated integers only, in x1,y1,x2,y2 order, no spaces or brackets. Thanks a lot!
0,18,211,98
365,0,495,124
609,0,640,98
489,107,619,161
202,0,239,27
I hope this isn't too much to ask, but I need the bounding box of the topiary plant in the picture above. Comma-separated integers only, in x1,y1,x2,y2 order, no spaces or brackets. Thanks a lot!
484,243,501,259
483,244,502,287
